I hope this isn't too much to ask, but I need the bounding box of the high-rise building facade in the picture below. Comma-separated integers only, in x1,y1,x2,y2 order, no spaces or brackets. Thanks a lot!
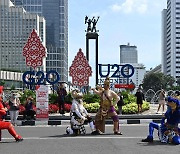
162,9,167,74
0,0,46,72
11,0,68,82
162,0,180,80
120,43,138,64
119,43,145,88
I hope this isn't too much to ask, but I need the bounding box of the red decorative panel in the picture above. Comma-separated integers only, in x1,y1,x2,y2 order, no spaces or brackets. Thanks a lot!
69,48,92,87
23,29,46,69
114,84,135,89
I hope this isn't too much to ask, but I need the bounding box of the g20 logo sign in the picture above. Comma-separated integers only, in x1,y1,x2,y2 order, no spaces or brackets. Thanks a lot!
99,64,134,78
22,70,60,85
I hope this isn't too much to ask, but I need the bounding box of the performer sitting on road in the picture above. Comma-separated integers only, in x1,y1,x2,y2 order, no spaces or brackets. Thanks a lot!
0,86,23,142
142,96,180,145
66,89,95,135
91,77,122,135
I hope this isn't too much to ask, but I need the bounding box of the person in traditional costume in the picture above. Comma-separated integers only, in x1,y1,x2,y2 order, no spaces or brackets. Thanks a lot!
66,89,95,135
142,96,180,145
0,86,23,142
91,77,122,135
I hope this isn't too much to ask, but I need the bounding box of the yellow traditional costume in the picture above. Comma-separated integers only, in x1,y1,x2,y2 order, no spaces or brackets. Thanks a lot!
92,77,122,135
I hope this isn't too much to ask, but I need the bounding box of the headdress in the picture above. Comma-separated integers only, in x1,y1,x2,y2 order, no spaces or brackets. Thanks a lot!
71,89,83,99
104,77,110,86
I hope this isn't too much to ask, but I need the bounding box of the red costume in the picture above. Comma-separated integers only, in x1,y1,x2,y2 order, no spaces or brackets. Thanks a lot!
0,86,23,142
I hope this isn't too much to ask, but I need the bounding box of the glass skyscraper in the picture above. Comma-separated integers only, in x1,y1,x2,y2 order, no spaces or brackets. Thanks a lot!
0,0,46,72
120,43,138,64
11,0,68,82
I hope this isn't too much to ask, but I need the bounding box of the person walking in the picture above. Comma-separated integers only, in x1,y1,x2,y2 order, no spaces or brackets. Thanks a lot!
57,83,67,115
117,91,124,115
135,89,145,114
9,93,21,126
156,89,166,114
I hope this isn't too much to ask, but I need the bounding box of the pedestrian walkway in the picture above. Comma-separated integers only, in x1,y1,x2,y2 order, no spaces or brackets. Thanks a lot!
142,103,167,115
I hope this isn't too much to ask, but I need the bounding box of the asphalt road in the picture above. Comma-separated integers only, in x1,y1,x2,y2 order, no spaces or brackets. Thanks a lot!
0,124,179,154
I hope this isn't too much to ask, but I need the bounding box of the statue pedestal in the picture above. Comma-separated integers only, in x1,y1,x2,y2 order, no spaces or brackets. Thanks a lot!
86,32,99,85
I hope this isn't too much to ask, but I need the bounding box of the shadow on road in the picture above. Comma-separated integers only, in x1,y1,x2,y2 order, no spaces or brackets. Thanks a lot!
138,140,177,146
43,133,120,138
0,141,17,144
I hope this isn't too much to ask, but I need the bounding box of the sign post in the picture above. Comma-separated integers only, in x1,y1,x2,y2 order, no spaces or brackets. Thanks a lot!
36,85,49,120
22,29,49,120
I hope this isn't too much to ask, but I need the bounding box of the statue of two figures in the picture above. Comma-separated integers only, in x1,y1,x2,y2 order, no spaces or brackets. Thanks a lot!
85,16,100,33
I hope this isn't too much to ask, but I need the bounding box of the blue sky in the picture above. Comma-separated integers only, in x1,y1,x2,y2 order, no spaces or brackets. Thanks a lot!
68,0,167,86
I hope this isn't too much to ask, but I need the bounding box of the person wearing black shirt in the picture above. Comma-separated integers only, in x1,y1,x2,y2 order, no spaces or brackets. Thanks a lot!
57,83,67,115
135,89,145,114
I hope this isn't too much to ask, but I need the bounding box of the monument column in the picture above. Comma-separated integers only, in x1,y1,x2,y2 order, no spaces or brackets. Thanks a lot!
85,16,99,85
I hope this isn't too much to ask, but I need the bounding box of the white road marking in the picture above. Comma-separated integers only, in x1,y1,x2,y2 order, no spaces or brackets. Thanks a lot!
15,124,149,128
2,136,144,140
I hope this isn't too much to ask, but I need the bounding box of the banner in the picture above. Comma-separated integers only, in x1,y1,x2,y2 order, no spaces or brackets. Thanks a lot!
36,85,49,119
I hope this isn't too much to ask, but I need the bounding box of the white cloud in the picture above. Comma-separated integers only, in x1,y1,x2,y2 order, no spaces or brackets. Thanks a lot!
137,3,147,14
111,4,122,12
110,0,148,14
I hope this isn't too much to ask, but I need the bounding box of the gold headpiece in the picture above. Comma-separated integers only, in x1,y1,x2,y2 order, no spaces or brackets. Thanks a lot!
71,89,83,99
104,77,110,86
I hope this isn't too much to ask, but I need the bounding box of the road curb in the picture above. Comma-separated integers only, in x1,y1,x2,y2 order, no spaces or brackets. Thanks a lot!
15,119,162,126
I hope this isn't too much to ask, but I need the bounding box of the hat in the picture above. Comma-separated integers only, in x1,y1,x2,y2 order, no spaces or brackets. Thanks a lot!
167,96,180,107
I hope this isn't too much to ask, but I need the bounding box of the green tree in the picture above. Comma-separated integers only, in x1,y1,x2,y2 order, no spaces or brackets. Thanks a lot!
19,89,36,104
10,85,15,90
142,73,175,92
0,80,5,86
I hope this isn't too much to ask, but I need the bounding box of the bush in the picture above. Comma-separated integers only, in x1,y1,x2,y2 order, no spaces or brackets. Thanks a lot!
83,94,100,104
83,101,150,114
49,104,59,113
19,89,36,105
48,103,72,113
65,93,73,104
83,102,100,113
49,93,58,104
64,104,71,112
122,91,136,105
122,103,138,114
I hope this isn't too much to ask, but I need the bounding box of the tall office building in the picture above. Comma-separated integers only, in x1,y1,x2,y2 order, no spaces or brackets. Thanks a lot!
162,0,180,80
120,43,138,64
162,9,167,75
11,0,68,82
0,0,46,72
119,43,145,88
